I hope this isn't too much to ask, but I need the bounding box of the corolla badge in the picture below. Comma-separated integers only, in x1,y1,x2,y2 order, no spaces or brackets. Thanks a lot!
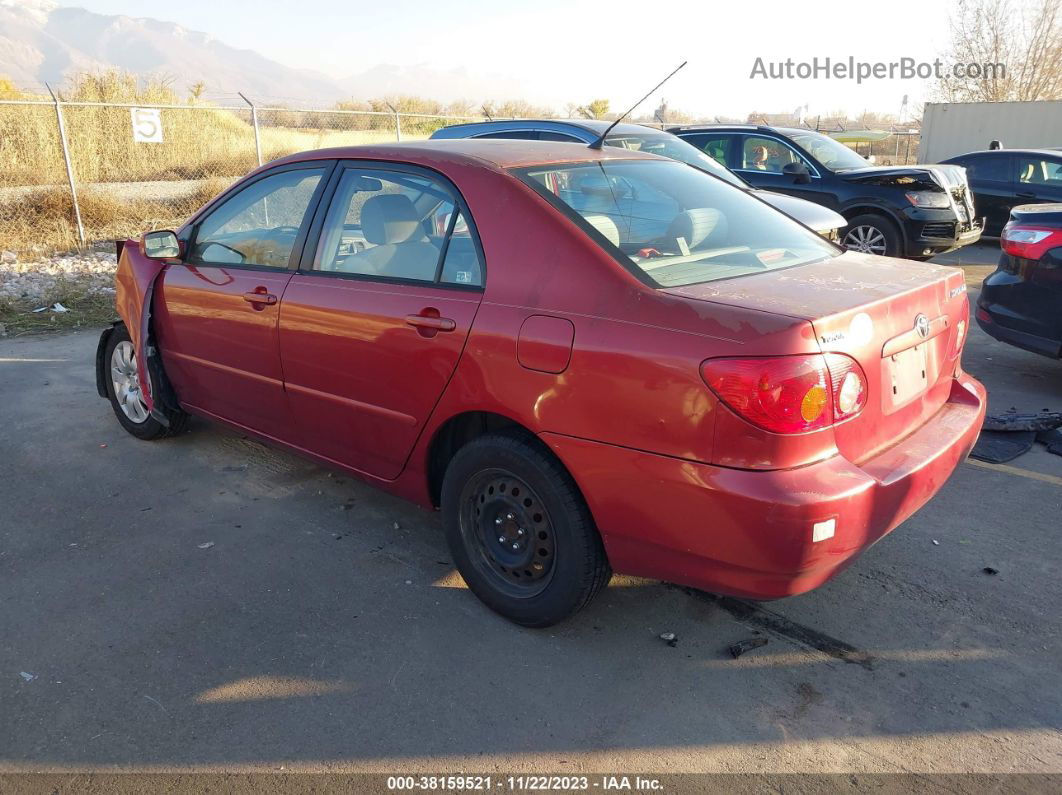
915,314,930,339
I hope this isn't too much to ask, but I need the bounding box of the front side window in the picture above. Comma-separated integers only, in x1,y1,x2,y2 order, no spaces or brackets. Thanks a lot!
314,167,483,286
741,136,804,174
191,168,326,267
1015,157,1062,185
516,159,838,288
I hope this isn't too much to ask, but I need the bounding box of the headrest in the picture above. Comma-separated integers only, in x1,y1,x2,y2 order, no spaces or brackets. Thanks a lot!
666,208,724,250
582,214,621,247
361,194,421,244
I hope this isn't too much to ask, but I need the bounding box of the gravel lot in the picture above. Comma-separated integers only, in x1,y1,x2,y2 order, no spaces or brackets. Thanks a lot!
0,255,1059,781
0,249,117,305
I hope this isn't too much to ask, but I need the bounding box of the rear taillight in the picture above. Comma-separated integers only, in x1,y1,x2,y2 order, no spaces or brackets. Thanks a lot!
1000,224,1062,260
701,354,867,435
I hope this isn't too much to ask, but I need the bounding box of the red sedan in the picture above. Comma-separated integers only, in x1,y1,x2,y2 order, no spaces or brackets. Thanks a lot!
97,140,986,626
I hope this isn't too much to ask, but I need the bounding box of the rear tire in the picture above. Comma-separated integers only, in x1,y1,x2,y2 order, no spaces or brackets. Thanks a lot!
440,431,611,627
104,324,188,441
843,213,902,257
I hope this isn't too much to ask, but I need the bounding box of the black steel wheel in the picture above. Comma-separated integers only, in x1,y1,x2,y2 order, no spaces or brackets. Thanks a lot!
441,431,611,627
459,469,557,598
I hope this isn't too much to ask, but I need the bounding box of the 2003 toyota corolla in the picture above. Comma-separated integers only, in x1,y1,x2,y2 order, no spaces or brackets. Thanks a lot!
97,140,986,627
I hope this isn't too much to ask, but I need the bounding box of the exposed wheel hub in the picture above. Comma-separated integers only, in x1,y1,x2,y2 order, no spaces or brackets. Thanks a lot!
462,472,555,593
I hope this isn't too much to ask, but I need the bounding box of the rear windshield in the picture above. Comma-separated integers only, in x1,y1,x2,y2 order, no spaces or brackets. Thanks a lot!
516,159,838,287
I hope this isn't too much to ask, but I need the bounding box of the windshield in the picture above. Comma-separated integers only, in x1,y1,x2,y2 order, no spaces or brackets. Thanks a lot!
516,159,838,288
604,131,748,189
786,131,872,172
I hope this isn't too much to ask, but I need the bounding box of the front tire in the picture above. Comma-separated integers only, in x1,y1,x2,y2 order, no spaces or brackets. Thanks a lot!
440,431,611,627
104,324,188,440
842,213,902,257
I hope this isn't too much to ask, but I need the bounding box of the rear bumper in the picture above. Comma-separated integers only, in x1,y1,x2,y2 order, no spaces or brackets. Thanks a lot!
976,268,1062,359
543,374,986,600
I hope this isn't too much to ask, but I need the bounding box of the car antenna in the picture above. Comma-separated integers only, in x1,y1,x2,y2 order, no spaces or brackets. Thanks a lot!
588,61,687,150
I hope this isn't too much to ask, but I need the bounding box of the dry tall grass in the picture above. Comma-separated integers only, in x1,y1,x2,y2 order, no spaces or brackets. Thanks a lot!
0,72,479,253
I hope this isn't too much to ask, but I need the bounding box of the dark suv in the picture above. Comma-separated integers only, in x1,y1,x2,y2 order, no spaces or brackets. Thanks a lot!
669,124,983,259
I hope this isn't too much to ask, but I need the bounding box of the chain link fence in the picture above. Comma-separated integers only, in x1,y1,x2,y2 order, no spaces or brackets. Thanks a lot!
0,99,490,255
0,98,925,255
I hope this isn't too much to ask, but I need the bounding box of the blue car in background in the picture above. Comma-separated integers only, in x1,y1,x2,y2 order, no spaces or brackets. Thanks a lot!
431,119,845,240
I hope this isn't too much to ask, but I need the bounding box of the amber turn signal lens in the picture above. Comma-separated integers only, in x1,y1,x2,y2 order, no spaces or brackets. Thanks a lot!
800,385,829,422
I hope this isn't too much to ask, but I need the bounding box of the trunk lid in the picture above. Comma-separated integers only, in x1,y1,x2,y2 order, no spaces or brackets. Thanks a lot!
665,251,969,463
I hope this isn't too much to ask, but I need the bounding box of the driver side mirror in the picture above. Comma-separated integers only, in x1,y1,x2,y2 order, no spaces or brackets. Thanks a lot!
142,230,181,260
782,162,812,185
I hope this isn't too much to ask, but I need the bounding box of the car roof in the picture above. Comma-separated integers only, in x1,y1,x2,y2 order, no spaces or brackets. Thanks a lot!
433,119,668,138
668,123,821,136
943,149,1062,159
267,138,664,171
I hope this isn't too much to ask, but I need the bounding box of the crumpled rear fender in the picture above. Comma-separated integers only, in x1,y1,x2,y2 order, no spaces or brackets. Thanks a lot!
113,240,166,414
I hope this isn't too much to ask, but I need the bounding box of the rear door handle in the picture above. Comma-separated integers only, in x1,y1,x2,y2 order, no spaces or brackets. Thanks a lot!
405,314,456,332
1016,192,1036,199
243,290,278,307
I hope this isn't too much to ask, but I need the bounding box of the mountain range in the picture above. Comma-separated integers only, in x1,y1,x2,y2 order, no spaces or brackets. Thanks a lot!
0,0,520,105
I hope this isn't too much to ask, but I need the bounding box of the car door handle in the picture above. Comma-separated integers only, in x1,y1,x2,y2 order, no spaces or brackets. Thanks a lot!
1016,192,1036,199
405,314,456,332
242,290,277,307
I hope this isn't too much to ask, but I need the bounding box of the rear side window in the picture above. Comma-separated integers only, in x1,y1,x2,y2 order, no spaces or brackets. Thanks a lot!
964,156,1009,182
191,168,326,267
314,167,483,286
681,134,733,167
473,130,540,140
539,131,585,142
516,159,837,288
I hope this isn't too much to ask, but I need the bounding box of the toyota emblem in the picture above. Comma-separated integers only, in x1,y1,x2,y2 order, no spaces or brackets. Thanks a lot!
915,314,930,339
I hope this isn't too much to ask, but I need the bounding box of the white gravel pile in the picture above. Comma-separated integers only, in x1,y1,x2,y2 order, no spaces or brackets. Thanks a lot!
0,249,117,304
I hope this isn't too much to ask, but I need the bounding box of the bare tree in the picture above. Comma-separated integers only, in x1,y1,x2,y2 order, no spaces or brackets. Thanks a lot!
935,0,1062,101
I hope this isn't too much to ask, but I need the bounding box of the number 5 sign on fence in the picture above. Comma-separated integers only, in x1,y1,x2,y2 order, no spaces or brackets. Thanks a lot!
130,108,163,143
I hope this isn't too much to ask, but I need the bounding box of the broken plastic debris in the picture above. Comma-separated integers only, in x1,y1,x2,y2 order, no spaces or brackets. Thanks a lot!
197,542,215,549
970,430,1035,463
932,539,940,545
729,637,769,658
982,567,999,575
982,411,1062,432
1036,428,1062,456
51,302,69,313
19,672,36,682
659,632,678,647
32,306,47,313
393,522,400,530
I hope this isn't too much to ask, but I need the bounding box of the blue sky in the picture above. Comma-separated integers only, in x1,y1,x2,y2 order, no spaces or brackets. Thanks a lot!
71,0,954,117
